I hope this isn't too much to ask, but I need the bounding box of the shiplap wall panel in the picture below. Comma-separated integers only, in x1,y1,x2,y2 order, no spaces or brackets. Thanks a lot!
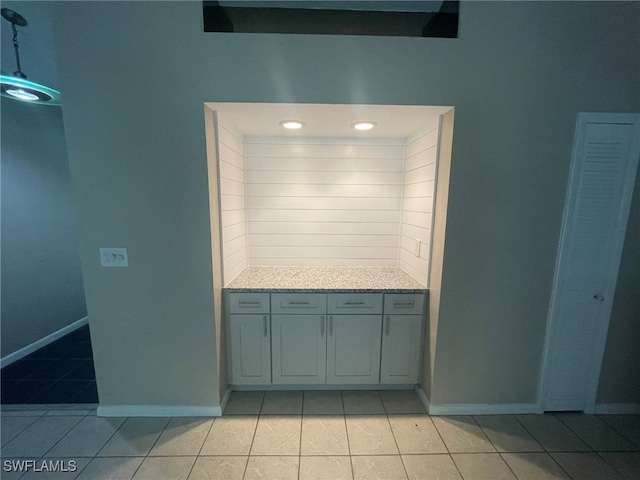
249,234,399,247
248,209,401,224
218,120,247,283
221,194,245,211
222,209,246,228
247,196,401,211
248,222,400,235
245,137,404,266
248,184,402,198
246,171,403,185
244,142,404,159
224,222,246,242
247,157,403,172
399,124,439,286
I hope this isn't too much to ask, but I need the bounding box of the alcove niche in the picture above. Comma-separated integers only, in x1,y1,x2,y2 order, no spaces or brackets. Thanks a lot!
204,103,454,288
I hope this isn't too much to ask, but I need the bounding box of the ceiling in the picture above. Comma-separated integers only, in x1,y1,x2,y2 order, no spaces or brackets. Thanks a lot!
204,102,452,138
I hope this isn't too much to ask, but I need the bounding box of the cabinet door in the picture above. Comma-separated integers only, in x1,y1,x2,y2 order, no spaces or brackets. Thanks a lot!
380,315,423,384
230,314,271,385
326,315,382,384
271,315,326,384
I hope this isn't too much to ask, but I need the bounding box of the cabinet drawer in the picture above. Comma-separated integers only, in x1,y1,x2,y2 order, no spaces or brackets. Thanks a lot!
229,293,270,314
384,294,425,315
272,293,326,314
328,294,382,314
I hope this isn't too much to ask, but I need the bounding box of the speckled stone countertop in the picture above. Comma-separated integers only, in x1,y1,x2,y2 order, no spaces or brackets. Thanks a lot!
224,266,427,293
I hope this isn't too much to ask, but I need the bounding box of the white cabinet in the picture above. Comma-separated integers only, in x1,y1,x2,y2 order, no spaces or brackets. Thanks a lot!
227,291,425,387
326,314,382,384
271,314,327,384
327,293,383,315
380,314,423,384
229,314,271,385
384,293,425,315
229,293,270,314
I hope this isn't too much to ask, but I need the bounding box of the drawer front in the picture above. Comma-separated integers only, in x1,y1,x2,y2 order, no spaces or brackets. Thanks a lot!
229,293,270,314
384,293,425,315
328,293,383,314
271,293,327,314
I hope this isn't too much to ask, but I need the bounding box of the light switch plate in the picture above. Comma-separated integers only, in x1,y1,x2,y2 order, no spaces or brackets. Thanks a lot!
100,248,128,267
415,239,421,257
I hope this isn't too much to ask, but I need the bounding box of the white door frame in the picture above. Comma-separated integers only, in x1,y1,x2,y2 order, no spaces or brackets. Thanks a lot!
537,112,640,414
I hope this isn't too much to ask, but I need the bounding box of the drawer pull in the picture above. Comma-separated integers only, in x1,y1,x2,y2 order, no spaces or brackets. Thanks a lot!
386,316,390,336
321,316,325,336
239,301,261,306
263,316,268,337
344,301,366,306
393,301,415,307
287,301,311,306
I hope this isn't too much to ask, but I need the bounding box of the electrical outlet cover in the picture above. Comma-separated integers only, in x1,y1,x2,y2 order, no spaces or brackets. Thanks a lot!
100,248,128,267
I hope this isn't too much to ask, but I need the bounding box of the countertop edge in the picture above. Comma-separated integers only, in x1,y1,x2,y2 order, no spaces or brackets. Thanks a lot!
223,288,429,294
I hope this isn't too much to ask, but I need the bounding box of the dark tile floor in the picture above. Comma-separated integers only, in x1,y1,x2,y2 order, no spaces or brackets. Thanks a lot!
0,325,98,404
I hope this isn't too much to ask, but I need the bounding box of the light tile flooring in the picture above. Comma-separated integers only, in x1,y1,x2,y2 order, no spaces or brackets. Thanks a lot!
1,391,639,479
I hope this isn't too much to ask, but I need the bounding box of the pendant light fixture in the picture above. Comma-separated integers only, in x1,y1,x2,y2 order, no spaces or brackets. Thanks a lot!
1,8,60,105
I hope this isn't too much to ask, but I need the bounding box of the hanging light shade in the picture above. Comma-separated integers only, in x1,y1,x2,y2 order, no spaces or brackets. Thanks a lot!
1,8,60,105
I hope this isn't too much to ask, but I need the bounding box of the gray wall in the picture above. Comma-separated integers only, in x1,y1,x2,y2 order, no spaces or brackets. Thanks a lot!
597,171,640,405
49,1,639,408
1,99,87,356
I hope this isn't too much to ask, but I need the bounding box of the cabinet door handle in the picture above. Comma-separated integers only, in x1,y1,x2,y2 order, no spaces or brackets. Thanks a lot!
321,316,325,336
385,316,390,336
393,301,414,307
263,316,268,337
329,316,334,336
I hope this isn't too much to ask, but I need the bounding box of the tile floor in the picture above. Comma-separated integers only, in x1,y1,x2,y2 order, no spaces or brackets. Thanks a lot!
1,325,98,404
1,390,639,479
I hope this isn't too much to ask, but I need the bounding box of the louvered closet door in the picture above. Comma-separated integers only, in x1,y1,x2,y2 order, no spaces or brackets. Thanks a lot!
543,114,640,411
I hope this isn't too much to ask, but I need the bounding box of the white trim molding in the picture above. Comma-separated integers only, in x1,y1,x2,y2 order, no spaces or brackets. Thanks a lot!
97,405,222,418
428,403,539,416
1,317,89,369
591,403,640,415
415,386,431,412
220,388,232,413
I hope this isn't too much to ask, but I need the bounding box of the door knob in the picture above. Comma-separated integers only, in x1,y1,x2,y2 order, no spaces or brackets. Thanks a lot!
593,294,605,302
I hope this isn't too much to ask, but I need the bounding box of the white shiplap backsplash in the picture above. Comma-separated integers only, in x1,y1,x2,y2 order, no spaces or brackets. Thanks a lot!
244,137,405,266
399,125,439,285
218,122,248,283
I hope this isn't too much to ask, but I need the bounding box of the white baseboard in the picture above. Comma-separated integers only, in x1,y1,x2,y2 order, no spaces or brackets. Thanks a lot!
591,403,640,414
220,388,232,413
1,317,89,369
415,386,431,412
428,403,539,416
97,405,223,417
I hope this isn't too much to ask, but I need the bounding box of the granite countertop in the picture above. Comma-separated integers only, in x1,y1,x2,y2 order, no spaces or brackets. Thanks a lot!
224,266,427,293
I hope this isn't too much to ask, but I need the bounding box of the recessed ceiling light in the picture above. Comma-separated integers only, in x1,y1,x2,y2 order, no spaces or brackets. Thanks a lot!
352,121,377,131
280,120,305,130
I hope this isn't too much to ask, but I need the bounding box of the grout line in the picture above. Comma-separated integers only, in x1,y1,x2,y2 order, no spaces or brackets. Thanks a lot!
430,413,466,480
551,413,595,452
340,391,357,480
184,416,217,480
387,408,410,479
513,414,582,479
597,415,640,447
